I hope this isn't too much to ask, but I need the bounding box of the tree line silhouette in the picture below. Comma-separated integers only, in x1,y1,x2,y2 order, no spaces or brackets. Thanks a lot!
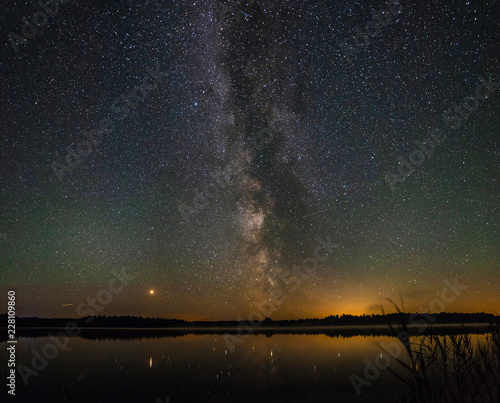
1,312,498,329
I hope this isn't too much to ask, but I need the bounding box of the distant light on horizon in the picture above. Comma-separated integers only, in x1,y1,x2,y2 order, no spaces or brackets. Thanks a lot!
1,1,497,321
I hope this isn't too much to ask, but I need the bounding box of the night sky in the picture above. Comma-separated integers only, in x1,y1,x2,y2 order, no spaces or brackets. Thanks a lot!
0,0,499,321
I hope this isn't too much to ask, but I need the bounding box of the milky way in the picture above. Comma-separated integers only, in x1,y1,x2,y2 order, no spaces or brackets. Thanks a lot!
0,0,499,320
178,1,324,305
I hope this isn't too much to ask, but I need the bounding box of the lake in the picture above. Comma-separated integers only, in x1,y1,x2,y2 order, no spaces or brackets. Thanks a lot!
2,329,490,402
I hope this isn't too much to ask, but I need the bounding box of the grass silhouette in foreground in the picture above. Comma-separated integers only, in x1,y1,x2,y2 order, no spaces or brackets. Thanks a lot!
382,301,500,403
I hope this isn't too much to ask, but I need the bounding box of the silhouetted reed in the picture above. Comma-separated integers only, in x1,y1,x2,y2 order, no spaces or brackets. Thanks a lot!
382,301,500,403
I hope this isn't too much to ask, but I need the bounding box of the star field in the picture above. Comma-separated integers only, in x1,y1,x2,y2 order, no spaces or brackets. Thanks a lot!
0,0,499,320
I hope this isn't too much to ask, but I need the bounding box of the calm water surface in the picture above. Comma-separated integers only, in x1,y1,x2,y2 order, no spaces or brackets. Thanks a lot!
3,333,425,402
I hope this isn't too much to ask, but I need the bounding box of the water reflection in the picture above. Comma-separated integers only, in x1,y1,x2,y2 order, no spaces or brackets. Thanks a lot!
2,333,423,402
4,323,490,341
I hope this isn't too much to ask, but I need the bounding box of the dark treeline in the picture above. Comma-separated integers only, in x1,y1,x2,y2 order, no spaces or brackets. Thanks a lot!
1,313,498,341
1,312,498,329
321,312,500,326
2,314,187,328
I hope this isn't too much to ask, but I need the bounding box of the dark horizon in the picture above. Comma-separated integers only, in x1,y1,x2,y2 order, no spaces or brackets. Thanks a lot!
2,311,499,326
